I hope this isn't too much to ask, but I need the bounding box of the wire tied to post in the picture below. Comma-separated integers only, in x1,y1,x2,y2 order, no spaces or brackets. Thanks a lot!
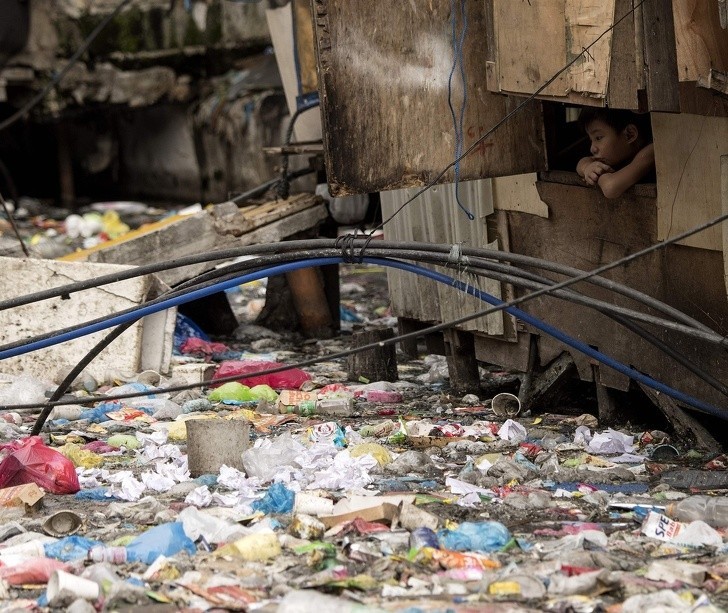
335,233,364,264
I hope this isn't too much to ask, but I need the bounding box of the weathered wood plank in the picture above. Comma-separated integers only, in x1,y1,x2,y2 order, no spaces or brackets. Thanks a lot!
637,382,721,453
607,0,640,110
672,0,728,83
313,0,545,196
641,0,680,111
654,112,728,251
72,197,327,286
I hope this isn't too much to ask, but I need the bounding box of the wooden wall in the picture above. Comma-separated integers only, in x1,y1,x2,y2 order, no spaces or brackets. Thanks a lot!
312,0,546,196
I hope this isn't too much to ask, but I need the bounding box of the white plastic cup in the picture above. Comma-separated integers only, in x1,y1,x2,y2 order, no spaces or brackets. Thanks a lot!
492,392,521,417
48,570,100,603
293,492,334,517
0,539,47,558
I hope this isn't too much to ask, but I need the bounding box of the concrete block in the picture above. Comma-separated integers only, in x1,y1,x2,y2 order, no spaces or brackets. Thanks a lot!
0,257,175,384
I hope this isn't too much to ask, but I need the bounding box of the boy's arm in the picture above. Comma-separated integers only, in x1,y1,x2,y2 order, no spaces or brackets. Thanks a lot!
577,156,614,186
597,143,655,199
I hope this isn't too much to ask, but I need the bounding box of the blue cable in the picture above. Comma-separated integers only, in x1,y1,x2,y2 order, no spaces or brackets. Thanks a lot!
447,0,474,221
2,257,725,419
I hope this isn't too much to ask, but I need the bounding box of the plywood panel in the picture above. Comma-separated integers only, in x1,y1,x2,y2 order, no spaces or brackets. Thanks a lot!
492,174,549,218
313,0,546,196
654,113,728,251
492,0,616,103
673,0,728,82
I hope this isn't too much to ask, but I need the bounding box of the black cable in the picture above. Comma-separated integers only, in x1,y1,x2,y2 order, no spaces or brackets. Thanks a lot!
0,239,711,336
0,190,29,257
15,245,728,423
0,0,134,133
231,167,315,204
275,102,319,200
4,249,726,358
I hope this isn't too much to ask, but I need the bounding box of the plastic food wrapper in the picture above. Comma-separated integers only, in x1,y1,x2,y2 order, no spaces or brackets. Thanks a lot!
212,360,311,389
641,511,723,548
0,437,80,494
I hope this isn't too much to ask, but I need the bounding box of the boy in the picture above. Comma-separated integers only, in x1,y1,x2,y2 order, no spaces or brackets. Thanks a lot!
576,108,655,199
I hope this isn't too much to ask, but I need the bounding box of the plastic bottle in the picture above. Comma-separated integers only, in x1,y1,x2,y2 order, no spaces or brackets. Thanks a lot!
666,495,728,528
88,546,128,564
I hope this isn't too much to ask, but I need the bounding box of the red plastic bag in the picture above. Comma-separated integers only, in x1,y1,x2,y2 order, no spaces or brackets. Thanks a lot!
0,558,68,585
212,360,311,390
0,437,80,494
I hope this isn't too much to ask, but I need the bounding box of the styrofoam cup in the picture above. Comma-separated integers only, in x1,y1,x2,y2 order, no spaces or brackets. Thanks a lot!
492,392,521,417
48,570,100,603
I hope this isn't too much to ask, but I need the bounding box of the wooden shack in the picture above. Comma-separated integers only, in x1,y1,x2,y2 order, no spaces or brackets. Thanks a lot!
307,0,728,419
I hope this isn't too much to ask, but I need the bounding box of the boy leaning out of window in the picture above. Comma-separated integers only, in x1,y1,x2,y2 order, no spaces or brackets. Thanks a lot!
576,108,655,199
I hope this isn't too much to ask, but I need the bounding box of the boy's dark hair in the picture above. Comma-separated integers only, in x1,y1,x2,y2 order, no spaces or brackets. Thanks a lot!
578,107,652,143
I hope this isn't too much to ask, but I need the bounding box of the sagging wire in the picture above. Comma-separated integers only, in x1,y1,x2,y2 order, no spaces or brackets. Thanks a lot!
353,0,648,261
0,190,29,257
0,238,709,335
12,256,728,435
447,0,474,220
0,0,135,133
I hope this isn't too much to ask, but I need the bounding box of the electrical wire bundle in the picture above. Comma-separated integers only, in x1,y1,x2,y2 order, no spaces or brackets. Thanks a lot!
0,234,727,436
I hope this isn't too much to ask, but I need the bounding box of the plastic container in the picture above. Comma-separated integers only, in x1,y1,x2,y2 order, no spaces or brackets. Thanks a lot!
666,495,728,528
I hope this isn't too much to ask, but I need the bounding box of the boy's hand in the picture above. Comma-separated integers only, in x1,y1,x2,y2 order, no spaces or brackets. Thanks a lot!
582,161,613,186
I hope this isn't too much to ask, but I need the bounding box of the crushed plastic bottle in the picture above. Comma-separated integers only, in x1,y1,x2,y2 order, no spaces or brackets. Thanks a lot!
666,495,728,528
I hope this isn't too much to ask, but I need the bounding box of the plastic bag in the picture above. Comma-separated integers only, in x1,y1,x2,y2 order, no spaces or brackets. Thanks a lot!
125,522,196,564
44,536,101,562
0,558,67,585
438,521,511,553
212,360,311,390
173,312,210,354
251,483,295,514
0,437,80,494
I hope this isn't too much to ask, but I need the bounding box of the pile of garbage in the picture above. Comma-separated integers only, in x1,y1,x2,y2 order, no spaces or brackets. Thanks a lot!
1,336,727,613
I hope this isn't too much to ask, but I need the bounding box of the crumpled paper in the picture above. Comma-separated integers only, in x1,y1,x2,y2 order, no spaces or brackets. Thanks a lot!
587,428,635,455
498,419,527,442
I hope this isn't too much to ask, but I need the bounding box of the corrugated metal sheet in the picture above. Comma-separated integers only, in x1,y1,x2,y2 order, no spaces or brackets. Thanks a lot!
381,179,508,335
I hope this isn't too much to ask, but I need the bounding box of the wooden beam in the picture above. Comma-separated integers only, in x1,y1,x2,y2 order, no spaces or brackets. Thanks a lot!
698,69,728,100
636,382,721,453
641,0,680,111
444,328,480,395
522,352,576,412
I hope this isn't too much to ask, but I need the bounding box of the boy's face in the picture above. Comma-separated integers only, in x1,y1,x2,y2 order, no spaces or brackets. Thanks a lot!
586,119,634,167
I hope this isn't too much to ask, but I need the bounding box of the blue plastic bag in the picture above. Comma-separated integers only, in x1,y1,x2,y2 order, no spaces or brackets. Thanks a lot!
44,536,101,561
173,313,210,354
437,521,511,553
125,522,196,564
79,401,121,423
251,482,295,514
